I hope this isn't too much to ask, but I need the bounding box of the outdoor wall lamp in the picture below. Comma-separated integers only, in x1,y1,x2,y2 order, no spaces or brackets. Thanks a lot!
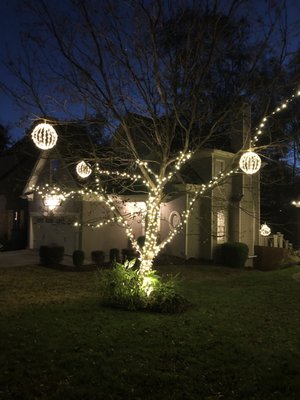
43,193,64,211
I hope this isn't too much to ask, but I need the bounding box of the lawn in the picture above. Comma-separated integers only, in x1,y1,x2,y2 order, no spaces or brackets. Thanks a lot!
1,264,300,400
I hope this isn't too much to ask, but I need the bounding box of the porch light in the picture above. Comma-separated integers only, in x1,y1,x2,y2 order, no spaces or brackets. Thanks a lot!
31,123,58,150
76,160,92,178
239,150,261,175
260,223,271,237
44,193,64,211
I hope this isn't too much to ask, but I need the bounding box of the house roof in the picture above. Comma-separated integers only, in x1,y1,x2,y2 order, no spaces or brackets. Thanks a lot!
7,115,238,202
0,135,40,202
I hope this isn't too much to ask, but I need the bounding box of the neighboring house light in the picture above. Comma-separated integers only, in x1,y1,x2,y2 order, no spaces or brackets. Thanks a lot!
260,223,271,237
292,200,300,207
239,150,261,175
76,160,92,178
31,123,58,150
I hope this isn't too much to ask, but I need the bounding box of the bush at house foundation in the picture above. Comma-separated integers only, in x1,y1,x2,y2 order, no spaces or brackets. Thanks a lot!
72,250,85,267
253,246,291,270
122,248,135,263
39,245,64,266
91,250,105,267
109,248,120,264
213,242,249,268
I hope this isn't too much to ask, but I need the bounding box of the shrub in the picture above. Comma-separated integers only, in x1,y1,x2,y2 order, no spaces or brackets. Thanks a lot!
109,248,120,264
39,245,48,265
91,250,105,267
121,248,135,263
98,260,189,313
39,245,64,266
72,250,85,267
213,242,249,268
145,274,189,313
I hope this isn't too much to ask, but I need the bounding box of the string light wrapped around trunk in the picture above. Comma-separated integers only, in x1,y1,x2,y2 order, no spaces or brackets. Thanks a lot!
239,150,261,175
76,160,92,178
31,123,58,150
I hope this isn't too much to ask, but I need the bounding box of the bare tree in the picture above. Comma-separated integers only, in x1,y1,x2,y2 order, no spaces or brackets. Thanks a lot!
2,0,292,275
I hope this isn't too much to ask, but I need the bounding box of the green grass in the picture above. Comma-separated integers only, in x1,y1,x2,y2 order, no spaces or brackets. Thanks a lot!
1,264,300,399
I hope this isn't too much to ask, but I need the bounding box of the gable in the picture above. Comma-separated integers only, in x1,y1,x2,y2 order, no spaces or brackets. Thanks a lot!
22,147,78,198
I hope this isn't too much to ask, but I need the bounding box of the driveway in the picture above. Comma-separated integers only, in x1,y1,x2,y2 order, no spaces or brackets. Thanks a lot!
0,249,40,267
0,249,78,267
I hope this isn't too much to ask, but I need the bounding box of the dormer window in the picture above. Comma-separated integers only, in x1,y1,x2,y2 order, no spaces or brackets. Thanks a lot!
51,159,59,174
215,159,225,175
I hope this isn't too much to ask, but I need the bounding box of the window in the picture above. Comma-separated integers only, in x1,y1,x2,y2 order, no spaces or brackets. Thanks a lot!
50,159,59,174
217,210,226,243
215,159,225,175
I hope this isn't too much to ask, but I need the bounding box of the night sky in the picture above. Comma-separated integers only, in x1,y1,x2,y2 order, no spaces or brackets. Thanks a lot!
0,0,23,140
0,0,300,142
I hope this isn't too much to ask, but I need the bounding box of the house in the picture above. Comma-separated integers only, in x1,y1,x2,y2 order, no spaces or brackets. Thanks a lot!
19,109,260,264
0,137,40,250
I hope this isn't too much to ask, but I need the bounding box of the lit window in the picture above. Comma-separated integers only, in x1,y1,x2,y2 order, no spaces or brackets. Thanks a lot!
217,210,226,243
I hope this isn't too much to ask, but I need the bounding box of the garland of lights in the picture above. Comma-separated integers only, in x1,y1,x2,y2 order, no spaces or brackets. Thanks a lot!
30,89,300,275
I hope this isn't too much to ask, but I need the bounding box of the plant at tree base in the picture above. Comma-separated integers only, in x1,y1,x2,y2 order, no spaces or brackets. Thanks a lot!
98,259,188,313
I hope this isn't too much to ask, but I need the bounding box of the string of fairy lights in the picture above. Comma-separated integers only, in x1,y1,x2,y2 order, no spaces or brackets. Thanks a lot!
29,89,300,257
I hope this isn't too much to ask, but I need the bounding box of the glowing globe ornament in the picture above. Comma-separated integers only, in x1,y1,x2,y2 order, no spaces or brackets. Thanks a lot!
76,160,92,178
239,150,261,175
31,123,58,150
260,223,271,237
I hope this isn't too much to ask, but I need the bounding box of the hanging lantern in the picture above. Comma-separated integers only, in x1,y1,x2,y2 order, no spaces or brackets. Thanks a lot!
76,160,92,178
239,150,261,175
31,123,58,150
260,223,271,237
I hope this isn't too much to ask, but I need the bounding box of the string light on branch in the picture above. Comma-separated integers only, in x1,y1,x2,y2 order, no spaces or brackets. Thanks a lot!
95,165,142,181
239,150,261,175
260,223,271,237
31,123,58,150
76,160,92,178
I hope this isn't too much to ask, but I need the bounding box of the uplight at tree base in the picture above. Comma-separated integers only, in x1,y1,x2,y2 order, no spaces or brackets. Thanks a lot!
141,276,155,297
31,123,58,150
239,150,261,175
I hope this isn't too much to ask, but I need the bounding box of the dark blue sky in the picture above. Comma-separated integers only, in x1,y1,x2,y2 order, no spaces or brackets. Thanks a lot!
1,0,300,142
0,0,23,140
